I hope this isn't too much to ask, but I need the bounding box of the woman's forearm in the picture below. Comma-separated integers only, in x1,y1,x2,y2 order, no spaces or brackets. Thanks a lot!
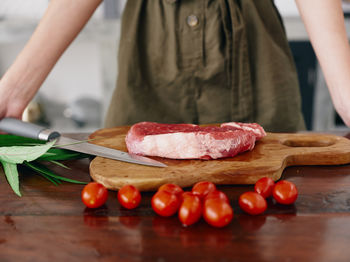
0,0,102,118
295,0,350,125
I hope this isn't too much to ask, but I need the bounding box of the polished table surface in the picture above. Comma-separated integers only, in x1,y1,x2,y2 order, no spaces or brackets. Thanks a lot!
1,132,350,262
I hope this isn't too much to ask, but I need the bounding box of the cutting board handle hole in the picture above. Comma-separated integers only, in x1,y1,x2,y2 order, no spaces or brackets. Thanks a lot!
282,138,335,147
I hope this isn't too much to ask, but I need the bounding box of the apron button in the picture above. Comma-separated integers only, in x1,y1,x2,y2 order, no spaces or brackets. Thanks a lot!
187,15,199,27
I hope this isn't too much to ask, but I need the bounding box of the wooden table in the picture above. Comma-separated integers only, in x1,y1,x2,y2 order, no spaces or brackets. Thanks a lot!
1,132,350,262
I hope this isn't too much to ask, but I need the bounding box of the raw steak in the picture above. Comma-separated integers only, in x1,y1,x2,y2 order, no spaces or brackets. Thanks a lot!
125,122,266,160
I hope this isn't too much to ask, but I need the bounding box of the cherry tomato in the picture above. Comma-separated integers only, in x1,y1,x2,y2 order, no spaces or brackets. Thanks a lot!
192,181,216,199
178,193,202,226
203,198,233,228
204,190,229,203
152,190,181,217
117,184,141,209
81,182,108,208
254,177,275,198
182,191,194,200
239,191,267,215
273,180,298,205
158,183,184,199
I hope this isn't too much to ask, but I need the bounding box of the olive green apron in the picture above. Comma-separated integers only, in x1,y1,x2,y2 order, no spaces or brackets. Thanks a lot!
104,0,306,132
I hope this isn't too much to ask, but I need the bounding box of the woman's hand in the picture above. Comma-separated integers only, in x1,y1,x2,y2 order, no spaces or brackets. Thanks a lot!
0,76,31,119
295,0,350,127
331,86,350,127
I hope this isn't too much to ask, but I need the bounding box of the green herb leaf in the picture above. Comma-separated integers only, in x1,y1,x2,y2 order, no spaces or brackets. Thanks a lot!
25,161,86,185
0,135,89,196
23,162,61,185
40,173,60,186
0,134,45,146
0,161,21,196
49,160,70,169
38,148,88,161
0,140,56,164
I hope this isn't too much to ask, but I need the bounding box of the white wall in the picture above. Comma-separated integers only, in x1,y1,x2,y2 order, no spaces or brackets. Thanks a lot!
274,1,300,17
0,0,47,19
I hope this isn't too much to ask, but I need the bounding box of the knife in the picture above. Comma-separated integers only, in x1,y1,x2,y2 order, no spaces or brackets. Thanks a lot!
0,118,166,168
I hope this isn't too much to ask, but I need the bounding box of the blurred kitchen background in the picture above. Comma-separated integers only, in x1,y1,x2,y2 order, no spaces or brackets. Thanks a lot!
0,0,349,132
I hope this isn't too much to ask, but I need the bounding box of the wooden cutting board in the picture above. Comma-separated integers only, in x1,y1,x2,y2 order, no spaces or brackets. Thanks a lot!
88,126,350,191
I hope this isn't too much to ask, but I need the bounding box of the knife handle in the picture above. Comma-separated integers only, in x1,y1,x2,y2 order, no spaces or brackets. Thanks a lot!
0,117,60,141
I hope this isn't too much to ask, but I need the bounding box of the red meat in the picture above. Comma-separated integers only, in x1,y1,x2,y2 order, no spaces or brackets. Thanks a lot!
125,122,266,160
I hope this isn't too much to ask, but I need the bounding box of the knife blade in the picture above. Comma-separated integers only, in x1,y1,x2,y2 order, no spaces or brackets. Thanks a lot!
0,118,166,168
